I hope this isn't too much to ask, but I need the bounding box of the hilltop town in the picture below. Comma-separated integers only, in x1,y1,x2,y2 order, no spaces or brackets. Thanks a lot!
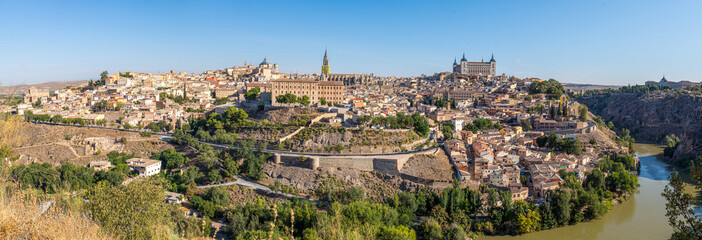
1,52,640,239
4,52,633,191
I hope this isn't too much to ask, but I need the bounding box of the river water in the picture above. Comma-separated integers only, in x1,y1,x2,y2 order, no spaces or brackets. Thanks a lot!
484,143,681,240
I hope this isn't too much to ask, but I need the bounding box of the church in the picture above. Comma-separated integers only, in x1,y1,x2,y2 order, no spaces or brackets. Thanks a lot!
453,53,496,76
320,49,374,86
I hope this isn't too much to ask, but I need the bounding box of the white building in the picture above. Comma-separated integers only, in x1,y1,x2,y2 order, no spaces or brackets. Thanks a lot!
126,158,162,176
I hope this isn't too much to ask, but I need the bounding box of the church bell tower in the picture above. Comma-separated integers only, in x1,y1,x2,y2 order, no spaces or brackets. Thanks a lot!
321,49,330,79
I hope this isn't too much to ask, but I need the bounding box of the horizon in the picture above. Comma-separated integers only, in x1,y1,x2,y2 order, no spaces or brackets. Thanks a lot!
2,0,702,85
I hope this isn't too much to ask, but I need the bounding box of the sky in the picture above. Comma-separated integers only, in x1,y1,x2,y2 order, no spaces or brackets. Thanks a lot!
1,0,701,85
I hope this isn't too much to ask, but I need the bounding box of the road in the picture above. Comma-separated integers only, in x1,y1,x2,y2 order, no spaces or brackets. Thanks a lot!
198,175,314,201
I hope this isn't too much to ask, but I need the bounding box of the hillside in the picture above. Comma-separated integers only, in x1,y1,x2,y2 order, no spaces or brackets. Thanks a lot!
577,90,702,159
0,80,88,95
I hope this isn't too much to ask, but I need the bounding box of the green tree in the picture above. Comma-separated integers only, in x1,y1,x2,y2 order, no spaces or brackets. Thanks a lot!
517,209,542,234
529,79,565,95
32,98,42,108
276,93,298,104
418,218,443,239
99,70,109,85
244,87,260,100
214,97,229,105
300,95,311,106
578,105,588,122
520,120,532,131
223,158,239,178
204,187,229,206
208,169,222,183
151,149,186,170
662,166,702,240
583,168,605,191
319,97,327,106
442,123,454,140
86,179,169,239
377,225,416,240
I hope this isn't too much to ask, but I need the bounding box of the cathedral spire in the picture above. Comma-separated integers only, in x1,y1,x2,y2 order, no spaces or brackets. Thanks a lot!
321,48,330,77
461,52,467,62
490,53,495,62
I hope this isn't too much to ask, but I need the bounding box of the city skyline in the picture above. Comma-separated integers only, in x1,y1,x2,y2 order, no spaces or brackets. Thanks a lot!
2,0,702,85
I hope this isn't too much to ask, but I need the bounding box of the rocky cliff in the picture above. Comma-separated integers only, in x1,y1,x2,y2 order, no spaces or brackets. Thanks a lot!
577,90,702,158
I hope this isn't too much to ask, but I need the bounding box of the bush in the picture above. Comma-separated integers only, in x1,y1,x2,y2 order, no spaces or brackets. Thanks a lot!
85,179,170,239
140,132,152,137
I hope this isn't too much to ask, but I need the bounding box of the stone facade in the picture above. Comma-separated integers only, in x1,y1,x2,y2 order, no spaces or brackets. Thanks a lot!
271,79,344,105
453,53,496,76
24,87,49,103
327,73,374,86
645,76,702,89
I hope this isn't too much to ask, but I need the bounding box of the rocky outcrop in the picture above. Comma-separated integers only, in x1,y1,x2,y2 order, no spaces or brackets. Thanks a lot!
577,91,702,158
80,137,125,154
302,131,354,149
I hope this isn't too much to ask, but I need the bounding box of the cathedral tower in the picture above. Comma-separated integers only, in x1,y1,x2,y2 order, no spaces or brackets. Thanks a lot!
321,49,330,78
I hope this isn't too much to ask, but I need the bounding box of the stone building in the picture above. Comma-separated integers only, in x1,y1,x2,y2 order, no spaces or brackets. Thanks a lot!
320,49,373,85
24,87,49,103
453,53,496,76
327,73,374,86
251,58,279,80
271,79,344,105
321,50,330,77
645,76,702,89
214,88,238,99
126,158,162,176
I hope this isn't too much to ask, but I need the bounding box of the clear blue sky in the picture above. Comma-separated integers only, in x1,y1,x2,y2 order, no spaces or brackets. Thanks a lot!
1,0,701,85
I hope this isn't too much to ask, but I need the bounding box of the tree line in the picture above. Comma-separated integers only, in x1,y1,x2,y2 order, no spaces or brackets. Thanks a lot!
356,112,430,137
215,164,638,240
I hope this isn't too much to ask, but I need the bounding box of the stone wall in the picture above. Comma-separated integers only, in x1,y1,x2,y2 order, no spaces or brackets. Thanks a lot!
272,147,439,175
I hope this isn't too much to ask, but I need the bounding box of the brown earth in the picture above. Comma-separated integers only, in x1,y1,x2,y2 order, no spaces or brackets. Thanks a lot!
235,127,299,143
575,116,630,155
400,150,454,182
286,128,423,154
261,150,453,201
0,80,88,95
577,90,702,158
254,107,322,123
188,184,289,206
262,163,427,201
12,123,174,166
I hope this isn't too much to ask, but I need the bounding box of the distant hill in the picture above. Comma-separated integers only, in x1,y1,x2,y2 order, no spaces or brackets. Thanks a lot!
577,90,702,159
562,83,621,91
0,80,88,95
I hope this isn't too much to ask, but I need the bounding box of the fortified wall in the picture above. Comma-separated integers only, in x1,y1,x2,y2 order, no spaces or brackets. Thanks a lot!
272,147,440,175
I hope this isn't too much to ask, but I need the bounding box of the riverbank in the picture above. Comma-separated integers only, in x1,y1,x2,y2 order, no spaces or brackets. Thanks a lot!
483,143,674,240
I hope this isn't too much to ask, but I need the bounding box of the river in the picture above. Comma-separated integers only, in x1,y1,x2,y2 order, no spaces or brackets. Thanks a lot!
484,143,682,240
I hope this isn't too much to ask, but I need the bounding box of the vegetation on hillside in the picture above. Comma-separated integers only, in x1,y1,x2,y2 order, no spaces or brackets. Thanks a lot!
211,167,636,239
357,112,431,137
463,118,501,132
662,163,702,240
0,186,114,240
529,79,565,96
536,133,582,155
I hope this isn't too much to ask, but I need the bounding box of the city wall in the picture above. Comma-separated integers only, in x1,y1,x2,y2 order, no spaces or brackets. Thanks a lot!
272,147,439,175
